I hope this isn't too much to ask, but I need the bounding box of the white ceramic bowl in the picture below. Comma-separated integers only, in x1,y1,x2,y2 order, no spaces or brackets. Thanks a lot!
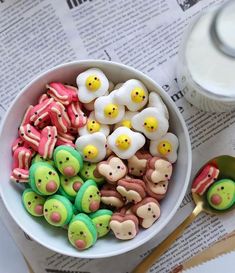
0,60,191,258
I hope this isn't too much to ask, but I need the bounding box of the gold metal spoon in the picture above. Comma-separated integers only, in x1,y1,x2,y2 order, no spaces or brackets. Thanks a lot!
132,155,235,273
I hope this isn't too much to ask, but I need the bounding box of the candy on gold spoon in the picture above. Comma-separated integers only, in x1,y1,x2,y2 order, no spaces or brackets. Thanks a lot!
132,155,235,273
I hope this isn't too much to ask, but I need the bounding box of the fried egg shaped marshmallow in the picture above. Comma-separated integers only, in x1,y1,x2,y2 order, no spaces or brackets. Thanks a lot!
148,92,169,120
114,111,138,130
94,91,125,125
132,107,169,140
149,133,179,163
76,68,109,103
78,112,110,137
75,132,106,163
107,127,145,160
114,79,148,111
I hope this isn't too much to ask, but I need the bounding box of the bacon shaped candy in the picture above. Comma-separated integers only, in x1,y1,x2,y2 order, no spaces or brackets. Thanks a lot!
192,164,219,195
38,126,57,159
12,147,32,170
20,105,34,126
46,83,77,105
12,137,24,153
64,84,79,102
10,168,29,183
56,131,75,147
67,101,87,129
30,98,54,128
19,124,41,152
38,93,50,104
48,101,71,133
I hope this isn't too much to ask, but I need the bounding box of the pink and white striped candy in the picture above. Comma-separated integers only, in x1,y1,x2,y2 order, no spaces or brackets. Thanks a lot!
12,147,32,170
30,98,53,128
12,138,24,153
64,84,79,102
38,93,50,104
19,124,41,151
10,168,29,183
67,101,87,129
38,126,57,159
56,131,75,147
48,101,71,133
20,105,34,126
47,83,77,105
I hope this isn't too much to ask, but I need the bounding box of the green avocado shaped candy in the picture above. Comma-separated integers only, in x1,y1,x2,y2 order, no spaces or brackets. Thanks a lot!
75,180,101,213
58,175,84,201
53,146,83,177
80,162,104,185
43,195,73,227
32,154,55,167
29,162,60,195
89,209,113,238
22,189,46,217
207,179,235,210
68,213,97,250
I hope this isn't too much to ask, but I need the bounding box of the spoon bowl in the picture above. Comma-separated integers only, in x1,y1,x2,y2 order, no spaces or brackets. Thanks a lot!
133,155,235,273
192,155,235,215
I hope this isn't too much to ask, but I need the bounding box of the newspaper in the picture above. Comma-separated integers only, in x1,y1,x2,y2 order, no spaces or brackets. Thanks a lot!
0,0,235,272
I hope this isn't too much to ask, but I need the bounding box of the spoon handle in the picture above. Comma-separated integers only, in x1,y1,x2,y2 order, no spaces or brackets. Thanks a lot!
132,203,203,273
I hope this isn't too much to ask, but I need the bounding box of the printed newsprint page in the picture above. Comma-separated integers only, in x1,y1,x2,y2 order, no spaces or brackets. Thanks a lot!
0,0,235,272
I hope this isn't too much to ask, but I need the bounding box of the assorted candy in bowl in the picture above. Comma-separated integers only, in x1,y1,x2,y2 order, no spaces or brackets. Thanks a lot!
0,61,191,258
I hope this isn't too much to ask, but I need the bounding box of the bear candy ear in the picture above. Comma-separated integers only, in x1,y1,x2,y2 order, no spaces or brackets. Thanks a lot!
97,162,110,176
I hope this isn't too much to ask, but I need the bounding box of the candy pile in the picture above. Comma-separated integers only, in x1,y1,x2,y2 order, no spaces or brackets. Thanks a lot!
10,68,179,250
192,164,235,210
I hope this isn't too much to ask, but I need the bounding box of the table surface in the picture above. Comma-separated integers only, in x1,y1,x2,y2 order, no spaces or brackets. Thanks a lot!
0,216,29,273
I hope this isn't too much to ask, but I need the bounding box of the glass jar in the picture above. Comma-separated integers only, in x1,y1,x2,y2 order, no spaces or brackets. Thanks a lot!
177,0,235,112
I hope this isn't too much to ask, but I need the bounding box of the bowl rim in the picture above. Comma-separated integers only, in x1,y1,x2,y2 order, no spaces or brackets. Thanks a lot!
0,59,192,258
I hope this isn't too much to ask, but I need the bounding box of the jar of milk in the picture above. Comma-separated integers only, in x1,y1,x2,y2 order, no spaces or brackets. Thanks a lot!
177,0,235,112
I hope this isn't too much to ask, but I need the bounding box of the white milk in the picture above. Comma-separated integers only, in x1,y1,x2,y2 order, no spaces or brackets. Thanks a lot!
177,2,235,112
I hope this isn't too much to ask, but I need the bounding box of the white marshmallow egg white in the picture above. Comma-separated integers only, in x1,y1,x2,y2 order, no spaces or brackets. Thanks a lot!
76,68,109,103
94,91,125,125
132,107,169,140
114,79,148,111
107,127,145,159
149,133,179,163
114,111,138,130
78,112,110,137
148,92,169,120
75,132,107,163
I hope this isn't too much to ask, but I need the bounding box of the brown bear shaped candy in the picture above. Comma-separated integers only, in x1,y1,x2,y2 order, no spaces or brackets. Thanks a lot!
132,197,161,228
97,156,127,184
144,176,169,200
100,184,125,208
144,157,172,184
127,150,152,177
109,212,139,240
116,177,146,204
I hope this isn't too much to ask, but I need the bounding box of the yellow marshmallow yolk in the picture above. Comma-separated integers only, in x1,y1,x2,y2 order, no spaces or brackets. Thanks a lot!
85,75,101,91
131,87,146,103
86,120,101,133
121,119,131,128
83,145,98,159
143,117,158,132
115,134,131,150
104,104,119,118
158,141,172,156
